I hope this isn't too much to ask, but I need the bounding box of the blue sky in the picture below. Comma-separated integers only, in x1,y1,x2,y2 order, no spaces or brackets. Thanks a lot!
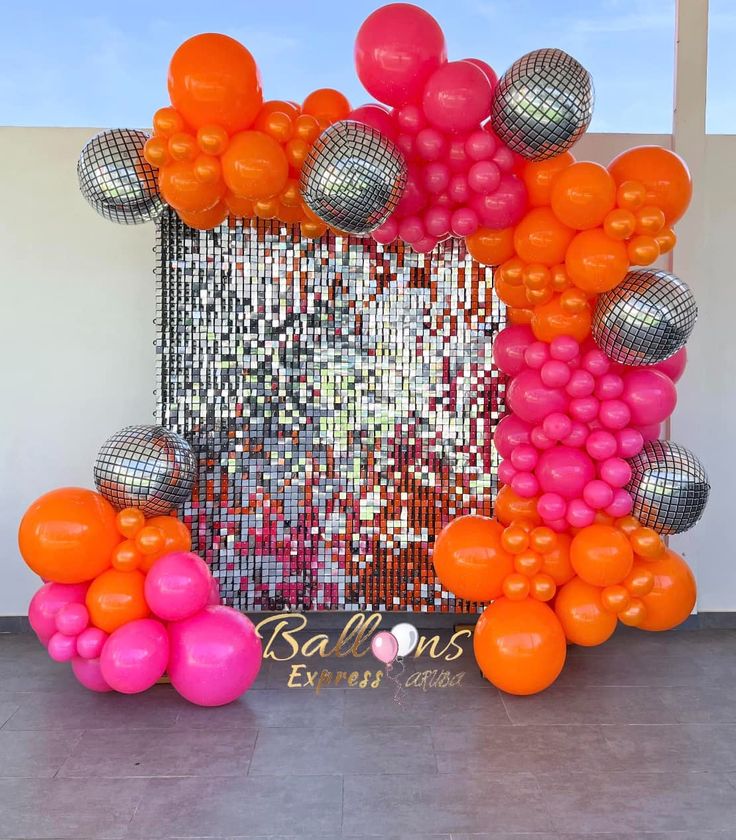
0,0,733,132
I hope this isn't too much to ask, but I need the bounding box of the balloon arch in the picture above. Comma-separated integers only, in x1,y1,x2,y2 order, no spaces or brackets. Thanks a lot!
20,3,709,700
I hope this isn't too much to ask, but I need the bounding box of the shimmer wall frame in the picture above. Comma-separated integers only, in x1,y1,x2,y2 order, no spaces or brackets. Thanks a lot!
155,210,505,612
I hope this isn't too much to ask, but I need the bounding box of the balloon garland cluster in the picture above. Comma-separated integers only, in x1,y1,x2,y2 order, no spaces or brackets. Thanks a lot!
18,427,262,707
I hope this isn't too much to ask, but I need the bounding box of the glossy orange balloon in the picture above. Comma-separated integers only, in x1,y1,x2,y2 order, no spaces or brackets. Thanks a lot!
549,263,570,292
629,527,665,559
144,136,170,168
159,161,225,213
225,192,255,217
116,508,145,539
507,307,533,325
600,584,631,614
616,180,647,211
86,569,150,634
259,99,301,120
603,208,636,241
294,114,322,144
197,124,230,156
639,549,696,631
168,34,263,133
433,515,514,601
514,549,543,576
530,526,557,554
501,525,529,554
571,524,634,586
541,533,575,585
655,227,677,254
494,485,541,526
465,227,515,266
18,488,119,584
530,573,556,602
565,228,629,294
618,597,646,627
254,110,293,143
522,152,575,207
138,516,193,572
168,132,198,162
111,540,143,572
523,263,550,290
555,576,617,646
627,235,660,266
474,598,567,695
513,207,575,266
153,107,186,138
286,137,310,170
608,146,692,224
302,88,351,123
635,205,666,235
550,162,616,230
495,271,531,308
560,287,589,315
623,564,655,597
502,572,530,600
531,295,592,343
192,154,222,184
178,201,228,231
221,131,288,200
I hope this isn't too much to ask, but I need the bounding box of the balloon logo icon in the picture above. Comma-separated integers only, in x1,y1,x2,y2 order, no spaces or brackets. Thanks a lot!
390,622,419,657
370,630,399,665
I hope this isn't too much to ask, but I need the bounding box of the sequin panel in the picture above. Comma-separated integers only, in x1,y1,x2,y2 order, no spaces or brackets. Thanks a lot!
156,212,505,611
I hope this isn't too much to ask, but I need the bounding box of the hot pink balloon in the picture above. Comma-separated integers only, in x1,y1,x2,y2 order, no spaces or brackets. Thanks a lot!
511,471,539,498
396,103,426,134
494,414,532,458
145,551,212,622
450,207,478,236
415,127,446,161
652,347,687,382
422,60,492,133
424,204,451,237
168,606,262,707
507,369,569,424
535,446,596,499
371,630,399,664
100,618,169,695
599,457,632,488
71,656,112,693
207,577,221,606
355,4,447,107
396,173,428,215
465,129,496,161
463,58,498,93
566,498,596,528
586,429,618,461
470,174,527,229
583,479,615,510
636,422,663,442
48,632,77,662
550,335,580,362
622,368,677,426
55,603,89,637
616,428,644,458
399,215,425,244
28,582,89,645
412,235,439,253
372,217,399,245
606,488,634,517
348,104,396,139
468,160,501,195
492,324,535,376
76,627,108,660
447,138,470,172
538,492,567,520
423,161,450,194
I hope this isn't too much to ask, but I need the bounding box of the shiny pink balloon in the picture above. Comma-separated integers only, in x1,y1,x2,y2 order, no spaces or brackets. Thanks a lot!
100,618,169,694
76,627,108,660
566,369,595,398
415,127,446,161
55,602,89,636
448,173,471,204
510,443,538,471
492,324,535,376
371,630,399,664
494,414,532,458
599,457,633,488
424,205,451,237
586,429,618,461
569,396,599,423
537,492,567,520
465,129,496,161
583,479,615,510
396,172,428,216
412,235,439,253
168,606,262,706
550,335,580,361
145,551,212,622
652,347,687,382
535,446,596,499
606,488,634,517
616,428,644,458
463,58,498,92
423,162,450,194
399,215,425,244
636,422,663,442
396,103,426,134
28,582,89,645
511,471,539,498
71,656,112,693
422,61,492,133
622,368,677,426
507,369,569,424
468,160,501,195
208,577,222,606
450,207,479,236
562,421,589,448
348,104,396,139
372,217,399,245
540,360,571,388
598,399,631,430
542,412,572,442
48,632,77,662
470,174,527,229
566,498,596,528
582,349,611,376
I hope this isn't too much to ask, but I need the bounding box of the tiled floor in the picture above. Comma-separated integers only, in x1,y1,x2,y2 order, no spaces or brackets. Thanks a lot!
0,626,735,839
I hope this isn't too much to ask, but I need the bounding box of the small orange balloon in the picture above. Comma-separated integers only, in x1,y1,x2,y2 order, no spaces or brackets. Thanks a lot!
627,235,660,266
254,197,280,219
526,287,554,306
501,525,529,555
623,564,655,598
153,106,186,138
279,179,301,207
616,180,647,211
614,515,641,536
629,527,665,559
192,154,222,184
571,524,634,587
555,576,617,646
530,527,557,554
116,508,146,539
19,488,120,584
197,124,230,156
550,161,616,230
603,208,636,241
498,257,525,286
565,228,629,294
514,549,543,577
258,99,301,120
138,516,192,572
300,220,327,238
135,526,166,556
523,263,550,290
601,584,631,614
655,227,677,254
465,227,515,266
178,201,228,231
255,110,293,143
530,573,556,602
502,572,531,600
618,597,647,627
531,295,592,343
221,131,289,200
507,307,533,325
494,486,541,526
86,569,149,634
111,540,143,572
285,137,309,170
639,549,696,631
294,114,322,144
160,161,226,213
549,264,570,292
609,146,692,224
168,132,198,162
225,192,255,217
302,88,351,123
144,136,170,168
496,270,529,309
513,207,575,266
635,205,666,235
433,515,514,601
474,598,567,695
560,287,588,315
522,152,575,207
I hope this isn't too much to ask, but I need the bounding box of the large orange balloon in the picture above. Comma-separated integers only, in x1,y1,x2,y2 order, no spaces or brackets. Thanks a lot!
465,227,515,266
221,131,289,200
138,516,193,572
513,207,575,266
86,569,149,634
19,488,120,584
608,146,692,224
168,34,263,133
177,201,228,231
550,162,616,230
541,533,575,585
494,485,541,526
474,598,567,695
571,524,634,586
433,515,513,601
639,549,696,631
522,153,575,207
495,271,531,308
555,576,617,646
302,88,350,123
531,295,592,343
159,161,226,213
565,228,629,294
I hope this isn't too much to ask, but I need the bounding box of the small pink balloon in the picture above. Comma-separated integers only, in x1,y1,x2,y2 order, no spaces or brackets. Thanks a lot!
55,603,89,637
616,428,644,458
371,630,399,664
465,129,495,161
599,457,633,488
28,582,89,646
635,422,663,442
448,173,471,204
415,127,446,161
566,498,596,528
536,446,596,500
396,172,428,216
530,426,555,450
424,205,451,237
470,174,527,228
582,349,611,377
71,656,113,693
507,369,568,424
348,104,396,139
606,488,634,517
399,215,425,245
447,137,470,172
510,443,538,471
494,414,532,458
540,360,571,388
595,373,624,400
396,103,426,134
423,161,450,194
524,341,551,369
548,517,570,533
76,627,108,660
511,471,539,498
492,325,535,376
550,335,580,362
100,618,170,695
208,577,222,606
542,412,572,442
561,421,589,448
47,632,76,663
652,347,687,382
145,551,212,622
586,429,618,461
412,235,439,253
491,144,515,173
569,396,599,423
598,399,631,430
566,369,595,397
583,479,615,510
423,60,492,133
372,217,399,245
463,58,498,93
450,207,479,237
395,133,414,158
468,160,500,194
622,368,677,426
537,492,567,520
498,459,517,484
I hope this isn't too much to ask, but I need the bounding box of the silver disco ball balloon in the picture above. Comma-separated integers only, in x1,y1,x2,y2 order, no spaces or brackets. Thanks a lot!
593,269,697,366
94,425,195,516
491,48,594,161
626,440,709,535
77,129,164,225
300,120,406,234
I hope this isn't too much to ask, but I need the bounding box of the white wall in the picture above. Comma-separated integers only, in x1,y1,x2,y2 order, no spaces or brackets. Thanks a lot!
0,127,733,614
0,127,156,615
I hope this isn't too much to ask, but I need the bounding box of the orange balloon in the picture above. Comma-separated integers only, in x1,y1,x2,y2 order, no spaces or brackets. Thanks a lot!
627,235,660,266
135,526,166,556
623,564,655,597
565,228,629,294
513,207,575,266
541,533,574,585
618,597,646,627
116,508,145,539
197,124,230,156
225,192,255,217
603,208,636,240
258,99,301,120
168,132,198,162
159,161,225,213
254,110,293,143
294,114,322,144
494,485,541,526
555,576,617,646
111,541,143,572
86,569,149,634
635,205,666,235
465,227,515,265
639,548,696,631
530,573,556,602
531,295,592,343
522,152,575,207
498,257,524,286
614,515,641,536
19,488,120,584
530,526,557,554
549,263,570,292
474,598,567,694
153,107,186,138
616,180,647,211
178,201,228,231
507,307,533,325
550,162,616,230
144,136,170,168
501,525,529,554
138,516,193,572
502,572,531,600
495,271,530,308
302,88,351,123
433,515,514,601
609,146,692,224
192,154,222,184
560,287,588,315
523,263,550,290
221,131,289,200
286,137,310,170
655,227,677,254
600,584,631,614
514,549,543,576
629,527,665,559
168,34,263,133
571,524,634,586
